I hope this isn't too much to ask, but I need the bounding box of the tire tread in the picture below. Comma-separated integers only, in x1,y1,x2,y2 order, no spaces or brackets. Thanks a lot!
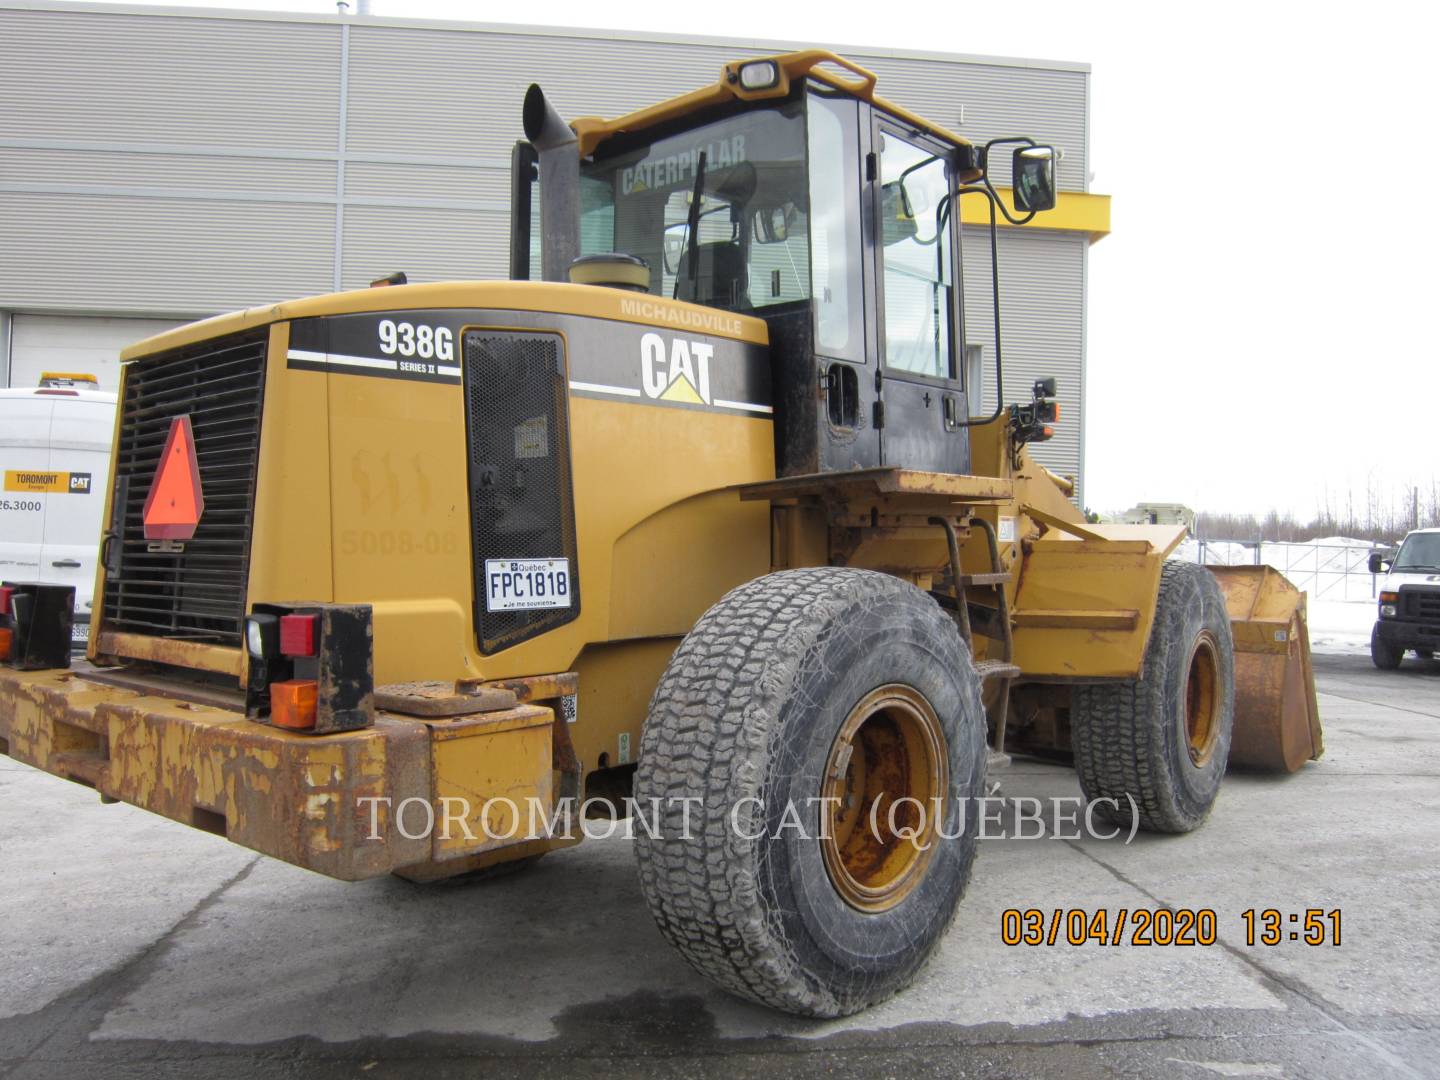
1071,561,1233,834
634,567,978,1016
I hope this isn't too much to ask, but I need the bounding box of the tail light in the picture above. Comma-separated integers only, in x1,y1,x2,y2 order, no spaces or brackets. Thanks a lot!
1011,376,1060,446
270,679,320,730
243,603,374,734
0,582,74,671
279,614,318,657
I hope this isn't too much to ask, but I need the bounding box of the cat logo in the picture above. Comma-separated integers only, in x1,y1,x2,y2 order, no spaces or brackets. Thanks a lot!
4,470,91,495
640,332,714,406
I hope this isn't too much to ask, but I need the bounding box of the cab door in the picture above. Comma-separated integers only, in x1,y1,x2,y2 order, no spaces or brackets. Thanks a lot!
870,123,967,473
807,88,880,472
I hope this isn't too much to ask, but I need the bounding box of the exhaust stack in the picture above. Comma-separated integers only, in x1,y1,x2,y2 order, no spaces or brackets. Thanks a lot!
523,84,580,283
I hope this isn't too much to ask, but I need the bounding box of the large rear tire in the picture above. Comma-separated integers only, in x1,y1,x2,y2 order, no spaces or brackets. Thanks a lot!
634,568,986,1017
1370,625,1403,670
1071,561,1235,834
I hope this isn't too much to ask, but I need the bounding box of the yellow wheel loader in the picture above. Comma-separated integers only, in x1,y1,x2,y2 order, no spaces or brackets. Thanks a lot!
0,50,1323,1017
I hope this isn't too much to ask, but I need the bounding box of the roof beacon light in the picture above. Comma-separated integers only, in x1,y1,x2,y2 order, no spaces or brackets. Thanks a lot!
38,372,98,388
738,60,781,91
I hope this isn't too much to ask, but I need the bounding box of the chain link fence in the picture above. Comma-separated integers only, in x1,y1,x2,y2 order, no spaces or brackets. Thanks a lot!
1177,539,1385,602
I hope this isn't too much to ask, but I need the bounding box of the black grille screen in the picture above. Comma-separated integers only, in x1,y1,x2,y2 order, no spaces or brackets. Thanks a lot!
101,329,266,648
463,330,579,654
1402,588,1440,622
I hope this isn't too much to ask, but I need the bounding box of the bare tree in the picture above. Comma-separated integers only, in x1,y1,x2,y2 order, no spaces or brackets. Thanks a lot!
1192,475,1439,543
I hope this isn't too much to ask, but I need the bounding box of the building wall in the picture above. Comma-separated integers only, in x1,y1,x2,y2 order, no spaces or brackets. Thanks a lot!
7,315,183,389
961,227,1086,491
0,1,1095,496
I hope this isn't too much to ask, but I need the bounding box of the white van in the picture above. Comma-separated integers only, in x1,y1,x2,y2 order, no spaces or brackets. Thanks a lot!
0,376,117,646
1369,528,1440,669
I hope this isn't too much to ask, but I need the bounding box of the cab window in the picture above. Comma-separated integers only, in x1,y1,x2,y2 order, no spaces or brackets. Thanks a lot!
579,100,809,313
807,90,864,363
878,133,953,379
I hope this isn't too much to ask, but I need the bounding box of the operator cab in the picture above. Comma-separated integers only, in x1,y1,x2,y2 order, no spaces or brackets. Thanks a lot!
513,51,1056,477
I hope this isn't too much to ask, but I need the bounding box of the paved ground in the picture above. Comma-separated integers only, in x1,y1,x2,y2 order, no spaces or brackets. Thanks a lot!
2,651,1437,1079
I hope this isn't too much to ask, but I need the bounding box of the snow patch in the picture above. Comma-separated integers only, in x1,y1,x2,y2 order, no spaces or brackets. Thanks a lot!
1305,597,1375,655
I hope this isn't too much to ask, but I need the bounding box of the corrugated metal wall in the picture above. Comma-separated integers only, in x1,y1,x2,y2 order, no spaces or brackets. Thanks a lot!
0,3,1089,493
961,226,1085,493
9,314,183,390
0,7,340,312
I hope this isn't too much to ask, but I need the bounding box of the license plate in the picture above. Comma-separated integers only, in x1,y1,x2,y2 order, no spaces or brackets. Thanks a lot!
71,622,90,642
484,558,572,611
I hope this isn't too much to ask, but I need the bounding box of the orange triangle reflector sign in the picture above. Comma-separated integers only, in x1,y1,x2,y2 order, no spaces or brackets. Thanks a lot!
143,415,205,541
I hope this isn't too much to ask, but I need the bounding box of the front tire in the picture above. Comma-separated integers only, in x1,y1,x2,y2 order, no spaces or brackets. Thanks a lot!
634,568,986,1017
1370,625,1403,670
1071,561,1236,834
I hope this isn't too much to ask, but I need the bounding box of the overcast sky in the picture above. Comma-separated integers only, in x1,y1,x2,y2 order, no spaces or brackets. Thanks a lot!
96,0,1440,518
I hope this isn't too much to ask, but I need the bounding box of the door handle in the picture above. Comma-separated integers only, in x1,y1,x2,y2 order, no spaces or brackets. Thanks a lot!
51,559,82,569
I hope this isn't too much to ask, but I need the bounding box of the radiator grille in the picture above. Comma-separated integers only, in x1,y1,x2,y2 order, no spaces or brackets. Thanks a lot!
1401,587,1440,622
463,330,579,654
101,329,267,648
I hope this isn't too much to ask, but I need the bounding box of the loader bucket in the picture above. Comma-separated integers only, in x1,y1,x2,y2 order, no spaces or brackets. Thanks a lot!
1208,565,1324,772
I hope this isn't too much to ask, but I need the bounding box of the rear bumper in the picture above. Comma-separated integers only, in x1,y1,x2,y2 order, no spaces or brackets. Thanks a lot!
1375,619,1440,651
0,665,561,881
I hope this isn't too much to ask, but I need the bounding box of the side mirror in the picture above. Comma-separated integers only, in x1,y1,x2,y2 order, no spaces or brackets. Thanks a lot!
1013,146,1057,213
1368,551,1393,575
753,205,793,244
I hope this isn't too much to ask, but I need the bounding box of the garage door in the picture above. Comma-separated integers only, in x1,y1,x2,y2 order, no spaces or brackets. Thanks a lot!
9,314,186,391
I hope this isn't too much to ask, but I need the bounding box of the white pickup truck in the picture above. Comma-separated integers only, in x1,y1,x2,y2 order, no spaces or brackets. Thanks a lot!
0,376,117,649
1369,527,1440,669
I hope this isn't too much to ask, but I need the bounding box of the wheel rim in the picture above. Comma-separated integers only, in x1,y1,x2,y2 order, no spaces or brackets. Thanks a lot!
820,684,948,913
1184,631,1221,767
